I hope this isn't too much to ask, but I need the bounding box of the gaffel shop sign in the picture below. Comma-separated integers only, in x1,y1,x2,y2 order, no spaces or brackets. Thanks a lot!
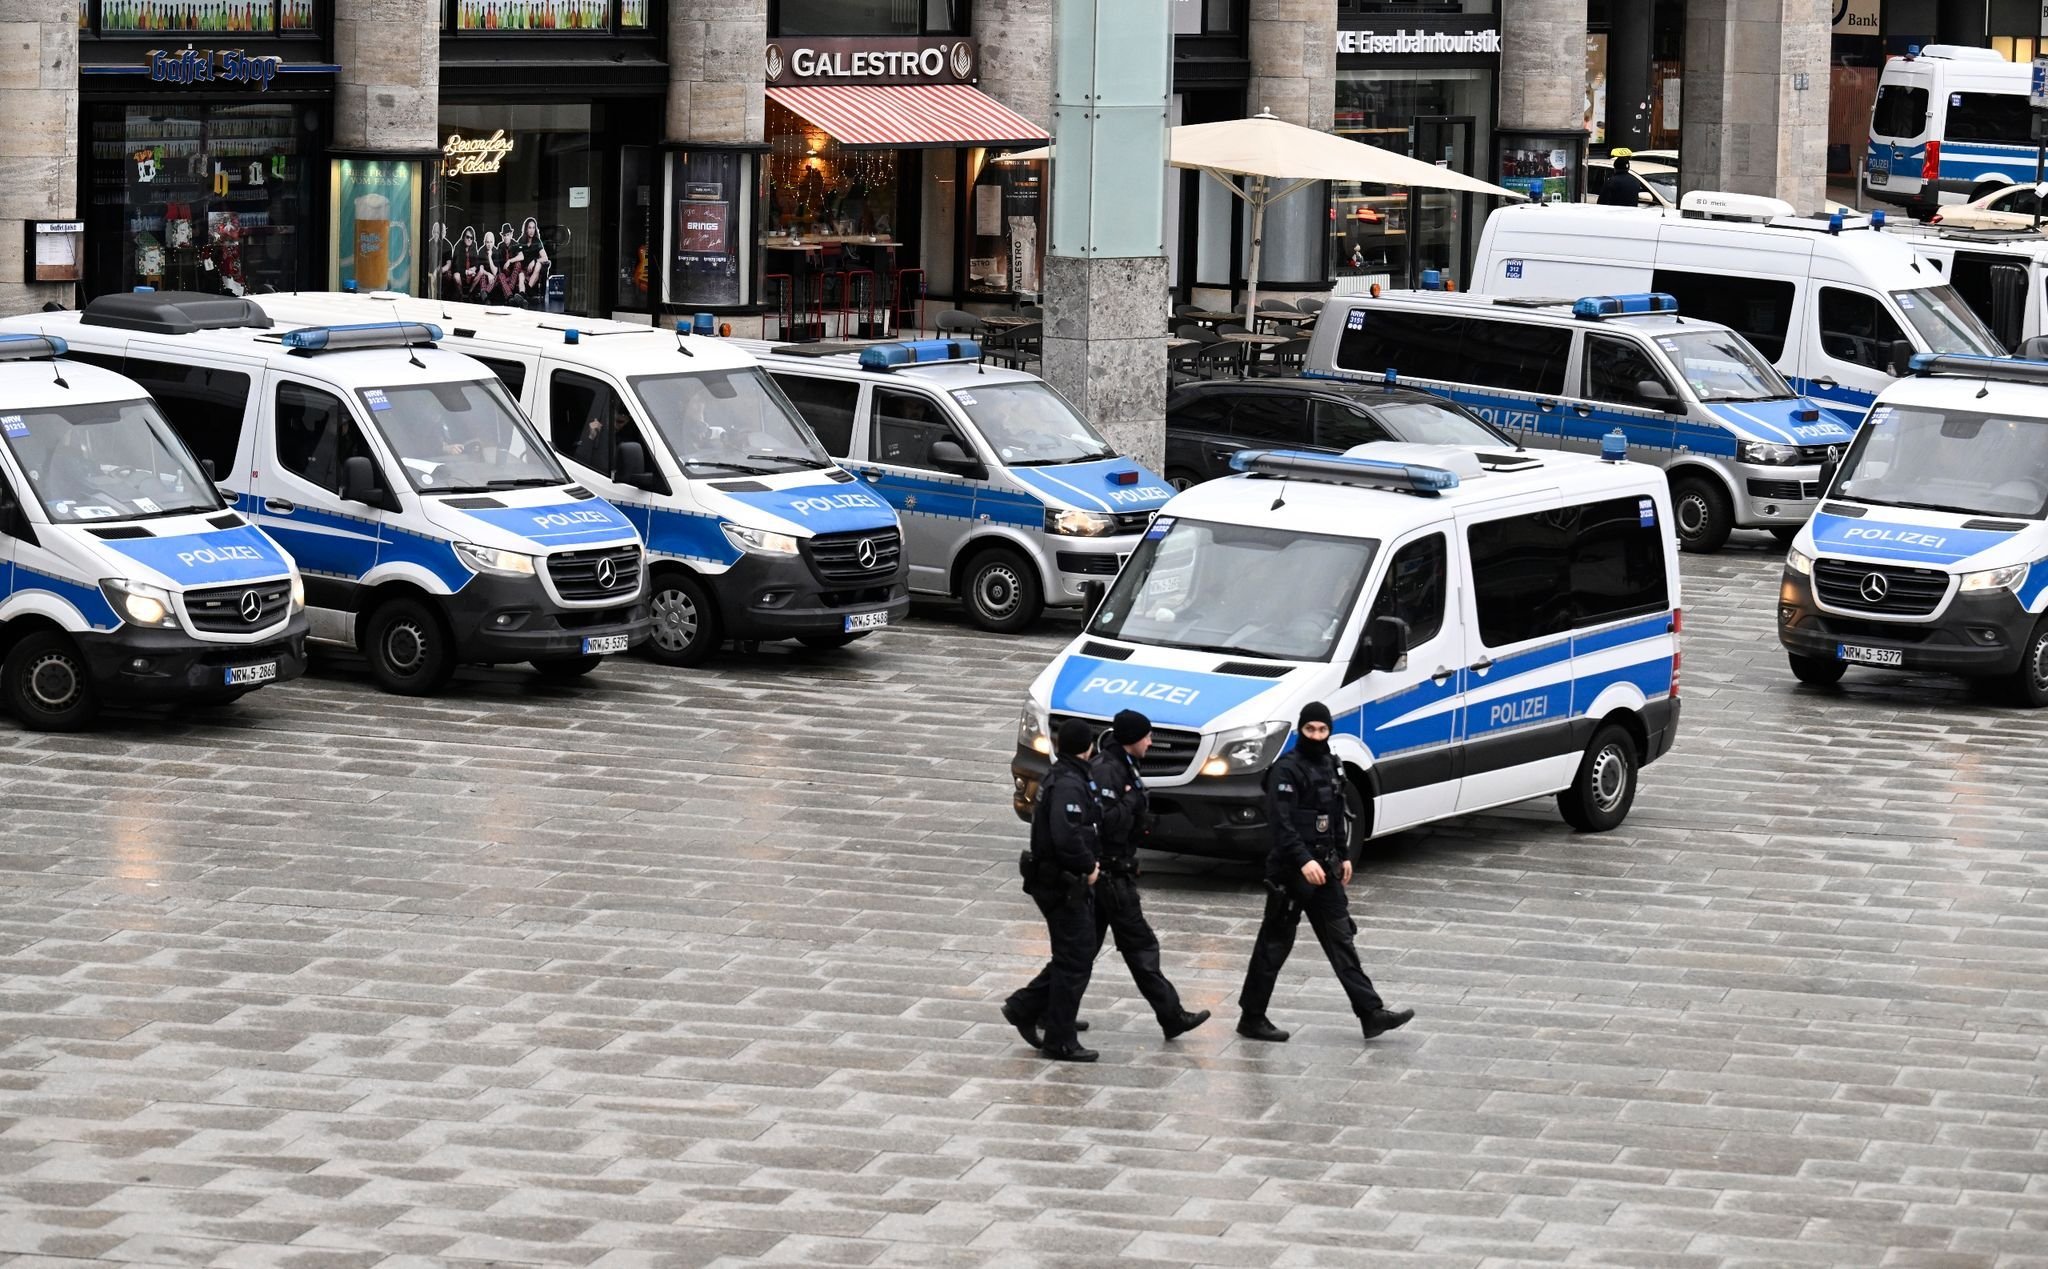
765,36,979,86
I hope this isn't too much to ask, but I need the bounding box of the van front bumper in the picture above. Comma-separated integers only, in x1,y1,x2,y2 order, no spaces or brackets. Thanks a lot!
1777,568,2032,677
1736,465,1824,528
1012,745,1271,859
715,550,910,640
1045,533,1147,609
445,574,650,663
77,613,310,701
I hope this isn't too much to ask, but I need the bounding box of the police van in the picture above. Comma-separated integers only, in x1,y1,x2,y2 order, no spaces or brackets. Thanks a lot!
1779,352,2048,706
1011,442,1682,856
732,337,1176,632
1303,290,1855,552
0,293,649,695
0,333,308,730
1864,45,2032,216
1898,228,2048,354
1473,195,2005,425
255,293,907,666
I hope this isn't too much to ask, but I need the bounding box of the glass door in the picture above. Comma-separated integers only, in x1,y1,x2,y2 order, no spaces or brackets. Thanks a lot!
1409,115,1475,290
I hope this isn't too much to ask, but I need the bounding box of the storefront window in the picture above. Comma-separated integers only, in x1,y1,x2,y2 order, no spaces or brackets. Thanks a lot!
967,150,1044,299
89,0,317,31
431,103,597,314
89,102,315,298
665,150,756,310
773,0,967,36
450,1,644,29
331,157,425,294
1331,66,1493,290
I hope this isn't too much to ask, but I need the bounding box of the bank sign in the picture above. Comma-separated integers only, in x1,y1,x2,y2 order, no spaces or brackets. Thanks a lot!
765,36,978,86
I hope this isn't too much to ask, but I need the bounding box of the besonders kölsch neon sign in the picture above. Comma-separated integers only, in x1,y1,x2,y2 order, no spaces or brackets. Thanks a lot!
443,130,516,176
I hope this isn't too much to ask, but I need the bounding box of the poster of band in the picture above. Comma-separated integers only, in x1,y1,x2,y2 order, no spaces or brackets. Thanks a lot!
426,215,556,308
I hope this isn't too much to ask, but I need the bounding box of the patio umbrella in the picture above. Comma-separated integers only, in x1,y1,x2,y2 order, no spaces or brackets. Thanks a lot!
1171,110,1526,317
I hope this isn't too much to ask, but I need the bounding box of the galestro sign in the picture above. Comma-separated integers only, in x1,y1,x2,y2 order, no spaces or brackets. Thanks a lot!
149,47,282,90
443,130,516,176
764,36,978,87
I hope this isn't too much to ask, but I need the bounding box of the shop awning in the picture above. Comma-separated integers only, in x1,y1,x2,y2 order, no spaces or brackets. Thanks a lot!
766,84,1048,150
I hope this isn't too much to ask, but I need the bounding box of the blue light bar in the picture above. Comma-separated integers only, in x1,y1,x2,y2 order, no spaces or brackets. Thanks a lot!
1601,429,1628,463
1870,209,1887,229
857,338,981,371
0,333,68,361
1908,351,2048,385
279,321,444,352
1572,292,1679,321
1228,447,1460,495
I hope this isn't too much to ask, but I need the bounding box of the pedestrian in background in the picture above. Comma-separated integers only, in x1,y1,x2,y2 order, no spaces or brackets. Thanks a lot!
1003,718,1104,1062
1236,702,1413,1045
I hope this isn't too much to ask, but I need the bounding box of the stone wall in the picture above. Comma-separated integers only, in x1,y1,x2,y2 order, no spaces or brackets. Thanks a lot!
1042,255,1170,472
668,0,767,144
333,0,438,152
974,0,1055,130
1248,0,1335,130
0,0,75,312
1499,0,1588,134
1681,0,1832,210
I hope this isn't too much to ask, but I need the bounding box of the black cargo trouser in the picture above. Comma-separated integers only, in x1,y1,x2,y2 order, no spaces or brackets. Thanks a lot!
1093,870,1185,1025
1006,886,1096,1049
1237,869,1385,1022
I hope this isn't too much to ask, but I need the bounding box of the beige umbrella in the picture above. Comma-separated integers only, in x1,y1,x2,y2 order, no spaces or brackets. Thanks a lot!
1171,110,1526,317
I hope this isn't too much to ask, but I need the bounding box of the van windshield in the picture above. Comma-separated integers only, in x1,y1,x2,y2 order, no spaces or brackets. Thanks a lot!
1657,330,1795,401
632,367,829,475
1088,518,1379,662
949,381,1116,466
1,399,221,524
1893,285,2003,356
1835,403,2048,518
362,379,566,493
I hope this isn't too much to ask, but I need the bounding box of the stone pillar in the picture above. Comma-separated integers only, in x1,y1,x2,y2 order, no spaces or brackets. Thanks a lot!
333,0,439,152
1244,0,1336,294
1606,0,1656,151
667,0,767,145
0,0,76,313
1499,0,1589,140
1681,0,1832,211
974,0,1054,130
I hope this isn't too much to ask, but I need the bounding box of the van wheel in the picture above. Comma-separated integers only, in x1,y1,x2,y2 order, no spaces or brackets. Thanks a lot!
1670,475,1732,553
962,548,1042,633
647,572,720,667
1788,652,1847,686
1557,724,1638,833
1166,467,1201,491
2,630,100,732
362,597,456,696
532,654,602,681
1999,620,2048,708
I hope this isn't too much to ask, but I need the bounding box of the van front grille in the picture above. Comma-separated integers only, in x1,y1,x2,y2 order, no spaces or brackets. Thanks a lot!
547,545,642,602
1814,557,1949,617
184,580,293,633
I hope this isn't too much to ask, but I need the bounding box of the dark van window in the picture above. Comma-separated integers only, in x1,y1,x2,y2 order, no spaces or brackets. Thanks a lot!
1467,496,1670,646
1368,532,1447,647
771,372,860,457
1335,310,1568,394
1946,92,2029,146
1463,318,1571,395
1818,287,1909,370
549,369,658,487
275,381,376,495
103,354,252,479
1651,269,1796,361
1871,84,1929,138
473,357,528,399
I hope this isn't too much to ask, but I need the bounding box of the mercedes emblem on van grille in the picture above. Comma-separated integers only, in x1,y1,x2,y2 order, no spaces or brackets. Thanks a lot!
1859,573,1889,604
595,557,618,590
856,538,878,569
239,590,264,623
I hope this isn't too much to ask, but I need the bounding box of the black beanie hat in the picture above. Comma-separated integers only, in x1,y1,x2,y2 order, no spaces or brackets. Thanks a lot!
1112,709,1152,745
1298,701,1333,730
1056,718,1096,758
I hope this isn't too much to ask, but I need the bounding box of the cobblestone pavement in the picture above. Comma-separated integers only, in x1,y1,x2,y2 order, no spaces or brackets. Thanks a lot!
2,537,2046,1269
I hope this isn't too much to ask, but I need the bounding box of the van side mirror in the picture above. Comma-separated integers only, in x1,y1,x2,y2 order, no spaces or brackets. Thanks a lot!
2022,335,2048,363
0,484,30,544
1817,455,1841,498
928,438,983,476
341,455,385,507
1080,579,1108,623
1368,614,1410,674
200,457,217,480
615,440,662,490
1888,339,1916,377
1635,380,1680,411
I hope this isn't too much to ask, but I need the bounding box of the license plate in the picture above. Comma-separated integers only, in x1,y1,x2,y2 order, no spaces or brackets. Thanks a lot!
224,662,277,686
1868,169,1888,186
844,610,890,633
1839,643,1903,667
582,634,630,655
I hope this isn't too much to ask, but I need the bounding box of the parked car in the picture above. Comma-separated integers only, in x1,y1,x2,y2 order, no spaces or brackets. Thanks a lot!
1926,181,2048,231
1583,158,1680,208
1163,378,1513,488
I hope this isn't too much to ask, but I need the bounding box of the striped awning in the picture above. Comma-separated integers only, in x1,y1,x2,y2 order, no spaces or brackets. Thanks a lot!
766,83,1048,150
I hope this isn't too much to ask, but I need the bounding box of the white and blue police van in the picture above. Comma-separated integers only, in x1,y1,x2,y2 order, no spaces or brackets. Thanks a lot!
1303,289,1856,552
1864,45,2031,216
254,292,907,666
1780,351,2048,706
1011,441,1683,856
735,337,1176,632
1472,194,2005,426
0,332,308,730
0,292,649,695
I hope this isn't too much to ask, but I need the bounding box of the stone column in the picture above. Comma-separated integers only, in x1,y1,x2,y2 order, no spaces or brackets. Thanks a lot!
1499,0,1589,141
333,0,439,152
974,0,1054,130
1243,0,1336,295
667,0,767,145
0,0,76,313
1681,0,1831,210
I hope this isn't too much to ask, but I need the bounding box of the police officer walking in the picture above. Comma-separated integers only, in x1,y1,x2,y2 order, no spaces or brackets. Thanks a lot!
1002,718,1105,1062
1236,702,1413,1044
1092,710,1211,1041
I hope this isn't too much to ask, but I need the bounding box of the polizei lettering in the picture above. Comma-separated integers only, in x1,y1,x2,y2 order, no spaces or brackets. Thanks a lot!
1489,696,1549,728
1842,525,1947,549
532,509,613,529
1082,675,1201,707
787,492,883,517
1105,485,1172,506
177,544,264,568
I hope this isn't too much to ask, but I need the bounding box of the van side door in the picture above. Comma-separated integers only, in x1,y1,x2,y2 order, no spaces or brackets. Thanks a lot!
1345,528,1465,834
543,366,665,543
1573,331,1682,460
863,384,982,594
251,374,391,623
0,464,21,595
1809,285,1907,422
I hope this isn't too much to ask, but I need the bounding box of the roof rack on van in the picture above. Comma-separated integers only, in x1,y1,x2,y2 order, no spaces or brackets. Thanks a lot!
1228,448,1462,496
1906,352,2048,385
0,333,67,362
272,322,444,353
81,290,272,335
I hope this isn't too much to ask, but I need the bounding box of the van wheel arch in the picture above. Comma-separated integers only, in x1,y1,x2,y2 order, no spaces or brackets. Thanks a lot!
948,534,1050,600
1344,763,1380,856
1595,707,1650,765
0,614,66,661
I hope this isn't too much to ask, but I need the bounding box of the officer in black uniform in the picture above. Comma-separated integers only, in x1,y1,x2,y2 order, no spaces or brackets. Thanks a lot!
1237,701,1414,1044
1002,718,1105,1062
1092,710,1211,1041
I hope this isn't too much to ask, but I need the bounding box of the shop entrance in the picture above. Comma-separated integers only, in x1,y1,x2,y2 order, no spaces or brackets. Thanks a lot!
1410,115,1476,286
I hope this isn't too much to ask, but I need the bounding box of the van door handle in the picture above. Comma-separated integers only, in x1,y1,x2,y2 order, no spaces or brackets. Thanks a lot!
1431,665,1455,684
1571,404,1593,417
1538,399,1557,412
1468,656,1494,673
863,473,882,484
1813,376,1839,389
263,498,295,514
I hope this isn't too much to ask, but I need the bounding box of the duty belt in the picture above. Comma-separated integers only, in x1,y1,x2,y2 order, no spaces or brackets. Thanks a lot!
1100,856,1139,876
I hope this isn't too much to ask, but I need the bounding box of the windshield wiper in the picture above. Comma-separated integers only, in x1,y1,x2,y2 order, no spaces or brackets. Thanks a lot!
681,459,779,475
745,453,824,470
485,477,562,489
432,484,494,494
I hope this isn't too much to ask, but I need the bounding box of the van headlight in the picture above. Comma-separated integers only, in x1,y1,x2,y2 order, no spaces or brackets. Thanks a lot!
290,574,306,611
100,579,180,629
1045,508,1116,537
1198,720,1292,777
454,542,538,576
1959,563,2027,593
1016,701,1051,756
1785,547,1814,576
722,523,802,556
1739,441,1805,466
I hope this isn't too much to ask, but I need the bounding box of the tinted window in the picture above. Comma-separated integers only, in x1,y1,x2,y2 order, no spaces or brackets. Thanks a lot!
473,357,528,399
1228,394,1306,443
1818,287,1909,370
1873,84,1929,137
1335,310,1568,394
1652,269,1796,361
1334,310,1465,382
1992,187,2041,217
869,387,965,472
275,381,377,496
1169,395,1233,435
1368,533,1446,646
1583,334,1676,408
1947,92,2029,145
1463,318,1571,395
771,372,860,457
1312,400,1391,449
109,354,251,479
550,369,658,485
1467,496,1669,647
